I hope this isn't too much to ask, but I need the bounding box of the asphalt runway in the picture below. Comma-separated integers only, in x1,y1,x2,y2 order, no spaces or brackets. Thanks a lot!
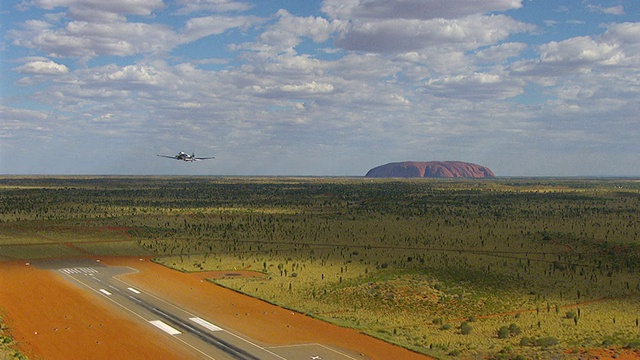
45,259,361,360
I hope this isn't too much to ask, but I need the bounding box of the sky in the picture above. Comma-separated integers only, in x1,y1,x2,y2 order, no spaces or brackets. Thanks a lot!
1,0,639,176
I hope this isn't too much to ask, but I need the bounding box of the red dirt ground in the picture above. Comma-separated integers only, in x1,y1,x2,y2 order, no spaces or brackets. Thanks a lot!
0,256,433,360
0,259,189,360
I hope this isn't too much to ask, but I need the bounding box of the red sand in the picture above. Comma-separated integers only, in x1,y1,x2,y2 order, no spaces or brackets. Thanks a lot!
1,257,433,359
0,260,189,360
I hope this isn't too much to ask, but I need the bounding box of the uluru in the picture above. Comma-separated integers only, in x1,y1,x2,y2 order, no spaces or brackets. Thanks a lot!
365,161,495,178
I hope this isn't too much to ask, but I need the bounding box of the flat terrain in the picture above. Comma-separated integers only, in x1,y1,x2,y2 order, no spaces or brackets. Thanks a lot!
1,176,639,359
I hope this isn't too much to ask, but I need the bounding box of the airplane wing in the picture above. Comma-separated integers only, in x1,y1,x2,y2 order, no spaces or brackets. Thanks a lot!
157,154,178,159
193,156,215,161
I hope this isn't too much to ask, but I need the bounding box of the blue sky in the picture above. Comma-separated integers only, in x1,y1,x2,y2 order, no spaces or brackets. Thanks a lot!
1,0,639,176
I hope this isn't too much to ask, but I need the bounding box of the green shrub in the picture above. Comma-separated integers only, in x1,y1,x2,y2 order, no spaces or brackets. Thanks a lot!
498,324,520,339
535,337,559,348
498,326,510,339
625,340,640,349
508,323,521,335
565,311,576,319
460,322,472,335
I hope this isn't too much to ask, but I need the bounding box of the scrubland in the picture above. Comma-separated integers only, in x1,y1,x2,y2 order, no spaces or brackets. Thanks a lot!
1,176,639,358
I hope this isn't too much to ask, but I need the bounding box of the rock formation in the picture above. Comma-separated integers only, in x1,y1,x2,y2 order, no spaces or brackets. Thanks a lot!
365,161,495,178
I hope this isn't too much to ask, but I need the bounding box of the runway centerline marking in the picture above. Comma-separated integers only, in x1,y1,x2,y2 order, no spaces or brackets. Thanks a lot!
127,287,141,294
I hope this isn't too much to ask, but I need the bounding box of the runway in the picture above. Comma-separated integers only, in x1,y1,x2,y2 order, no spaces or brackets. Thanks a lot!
54,260,361,360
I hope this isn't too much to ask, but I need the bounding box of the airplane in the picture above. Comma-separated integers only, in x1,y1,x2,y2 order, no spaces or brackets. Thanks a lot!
157,152,215,162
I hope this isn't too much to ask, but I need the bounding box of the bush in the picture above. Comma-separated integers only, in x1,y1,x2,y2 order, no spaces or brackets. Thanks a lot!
519,337,532,346
498,324,520,339
565,311,576,319
535,337,559,348
460,322,472,335
448,349,461,357
625,340,640,349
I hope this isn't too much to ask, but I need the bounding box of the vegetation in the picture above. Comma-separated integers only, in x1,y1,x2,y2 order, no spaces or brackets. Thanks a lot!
0,312,28,360
1,176,639,358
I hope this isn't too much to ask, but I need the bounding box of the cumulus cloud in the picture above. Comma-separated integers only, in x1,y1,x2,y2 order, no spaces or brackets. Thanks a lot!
281,81,334,94
181,15,260,43
261,10,345,45
425,72,526,100
250,81,335,98
324,0,533,55
322,0,523,20
475,42,528,63
0,106,50,139
28,0,163,16
174,0,253,15
321,0,532,55
10,19,179,58
335,14,532,53
10,1,259,60
15,59,69,74
513,22,640,78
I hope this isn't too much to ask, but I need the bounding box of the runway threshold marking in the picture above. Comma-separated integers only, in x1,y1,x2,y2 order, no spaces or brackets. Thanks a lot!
190,317,223,332
150,320,182,335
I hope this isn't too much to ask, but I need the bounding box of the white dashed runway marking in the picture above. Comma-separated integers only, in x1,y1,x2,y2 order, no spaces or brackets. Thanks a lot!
150,320,181,335
99,289,112,296
190,317,223,332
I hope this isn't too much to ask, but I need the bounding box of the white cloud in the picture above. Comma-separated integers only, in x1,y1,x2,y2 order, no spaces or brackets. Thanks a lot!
586,4,624,16
106,65,162,84
334,14,532,53
10,19,179,58
281,81,334,94
322,0,533,55
10,3,259,60
602,6,624,16
539,36,620,65
475,42,528,63
15,59,69,74
0,106,51,139
174,0,253,15
28,0,163,16
425,72,526,100
181,15,260,43
322,0,523,20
